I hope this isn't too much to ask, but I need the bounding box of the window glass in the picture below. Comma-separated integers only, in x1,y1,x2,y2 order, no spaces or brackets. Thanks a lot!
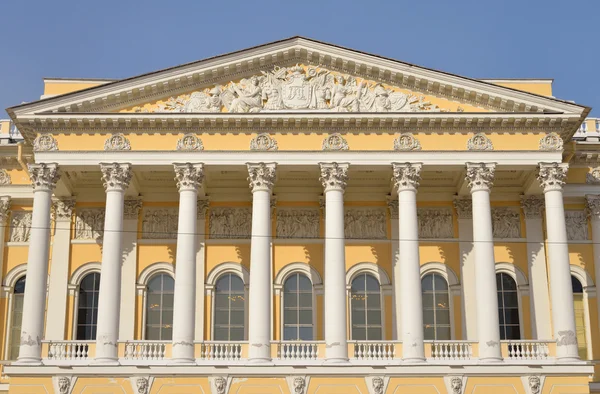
421,273,451,340
283,273,313,340
9,276,26,360
213,274,245,341
572,276,587,359
77,273,100,340
145,274,175,340
496,273,521,340
351,273,382,340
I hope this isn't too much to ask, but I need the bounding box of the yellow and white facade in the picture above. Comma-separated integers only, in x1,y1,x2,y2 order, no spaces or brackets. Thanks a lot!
0,37,599,393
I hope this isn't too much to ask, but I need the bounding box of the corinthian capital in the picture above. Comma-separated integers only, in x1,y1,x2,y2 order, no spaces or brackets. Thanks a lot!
465,162,496,192
52,198,75,220
100,163,132,192
537,162,568,192
521,195,544,219
247,162,277,193
453,197,472,219
392,162,422,191
586,195,600,220
28,163,60,191
174,163,204,192
124,198,143,220
0,196,11,223
319,162,349,192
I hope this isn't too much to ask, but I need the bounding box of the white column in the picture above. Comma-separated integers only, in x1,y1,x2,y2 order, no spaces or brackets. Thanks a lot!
538,162,579,360
465,162,502,362
247,162,276,362
454,198,477,340
171,163,204,364
195,199,208,341
392,163,425,361
587,195,600,341
387,197,401,340
0,197,11,298
521,196,552,340
93,163,132,365
119,198,142,340
17,163,60,364
319,162,349,363
45,198,75,340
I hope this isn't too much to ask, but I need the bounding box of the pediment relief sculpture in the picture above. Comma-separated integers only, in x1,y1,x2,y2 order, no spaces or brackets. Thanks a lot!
586,167,600,184
10,211,32,242
33,133,58,151
209,207,252,239
467,133,493,151
142,208,178,239
322,133,349,151
250,133,278,151
565,210,588,241
394,133,421,151
130,64,446,114
344,208,386,240
75,209,105,240
176,133,204,151
491,208,521,238
104,133,131,151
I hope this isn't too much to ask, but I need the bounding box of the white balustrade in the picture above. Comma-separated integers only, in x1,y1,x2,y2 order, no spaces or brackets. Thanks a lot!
276,341,319,360
352,341,396,360
199,341,243,360
124,341,167,360
45,340,91,361
428,341,474,361
504,340,551,360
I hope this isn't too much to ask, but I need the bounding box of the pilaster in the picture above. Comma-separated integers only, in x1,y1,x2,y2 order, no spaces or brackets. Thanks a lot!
119,198,142,340
453,197,476,340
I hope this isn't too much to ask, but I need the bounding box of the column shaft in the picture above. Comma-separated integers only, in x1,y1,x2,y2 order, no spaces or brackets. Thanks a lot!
587,196,600,347
454,198,477,340
119,199,141,340
387,198,401,340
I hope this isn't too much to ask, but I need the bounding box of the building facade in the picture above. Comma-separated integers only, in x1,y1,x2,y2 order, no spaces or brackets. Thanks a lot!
0,37,599,393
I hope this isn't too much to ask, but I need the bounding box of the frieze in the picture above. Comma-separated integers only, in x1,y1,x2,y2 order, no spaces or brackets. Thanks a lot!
142,208,178,239
418,208,453,238
75,208,105,240
10,211,32,242
565,210,588,241
209,207,252,239
345,208,386,240
276,208,320,239
491,207,521,238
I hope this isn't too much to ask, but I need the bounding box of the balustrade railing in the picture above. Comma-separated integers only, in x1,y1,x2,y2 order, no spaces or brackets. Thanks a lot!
45,340,92,361
427,340,474,361
504,340,552,360
275,341,320,360
124,341,167,360
352,341,396,360
198,341,244,360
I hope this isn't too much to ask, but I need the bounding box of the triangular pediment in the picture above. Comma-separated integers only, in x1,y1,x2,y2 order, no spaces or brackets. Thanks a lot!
7,36,588,118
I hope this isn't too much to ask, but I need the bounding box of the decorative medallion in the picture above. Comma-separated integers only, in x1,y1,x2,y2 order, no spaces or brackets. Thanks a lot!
33,133,58,151
467,133,493,151
393,133,421,151
539,132,564,151
322,133,349,151
586,167,600,184
104,133,131,151
250,133,278,151
0,169,11,185
176,133,204,151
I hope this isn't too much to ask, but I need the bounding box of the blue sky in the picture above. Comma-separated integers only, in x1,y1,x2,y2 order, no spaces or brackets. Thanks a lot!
0,0,597,116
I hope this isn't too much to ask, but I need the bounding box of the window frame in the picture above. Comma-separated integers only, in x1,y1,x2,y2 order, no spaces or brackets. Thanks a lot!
144,273,175,341
75,272,101,341
7,275,26,360
349,272,384,341
421,272,452,341
570,265,595,360
3,264,28,360
420,262,460,341
211,272,248,341
496,272,523,340
281,272,315,341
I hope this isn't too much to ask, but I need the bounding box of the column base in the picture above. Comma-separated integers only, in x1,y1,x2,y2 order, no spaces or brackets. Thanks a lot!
556,356,582,363
401,357,426,364
169,358,196,366
478,357,504,364
91,358,120,366
247,357,273,364
13,358,42,366
322,357,350,365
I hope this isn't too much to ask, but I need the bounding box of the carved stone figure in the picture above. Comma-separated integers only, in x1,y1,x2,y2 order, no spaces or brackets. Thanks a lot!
372,377,384,394
565,211,588,240
491,208,521,238
176,134,204,151
322,133,349,150
345,208,386,239
103,133,131,151
557,330,578,346
156,96,186,112
0,169,11,185
226,76,263,113
214,376,227,394
528,376,541,394
209,208,252,239
467,133,493,151
10,211,32,242
586,167,600,184
277,209,320,239
75,209,105,240
142,208,178,239
453,198,473,220
198,199,210,220
250,133,278,151
184,87,223,113
33,133,58,151
58,376,70,394
293,377,305,394
136,377,149,394
450,377,462,394
521,196,544,219
539,132,564,151
0,197,11,223
124,199,142,220
53,198,75,221
393,133,421,151
418,209,453,238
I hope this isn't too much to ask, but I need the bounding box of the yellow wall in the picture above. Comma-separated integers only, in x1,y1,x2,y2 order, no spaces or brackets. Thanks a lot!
43,80,112,96
490,81,553,97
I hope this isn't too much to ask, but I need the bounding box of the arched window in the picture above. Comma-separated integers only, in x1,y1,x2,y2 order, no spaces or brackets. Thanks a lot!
9,276,26,360
283,273,313,340
77,273,100,340
145,274,174,340
422,273,451,340
213,273,245,341
496,273,521,340
350,273,382,340
572,276,588,359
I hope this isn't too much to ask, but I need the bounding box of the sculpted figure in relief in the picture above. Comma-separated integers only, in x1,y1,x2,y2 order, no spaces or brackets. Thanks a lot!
293,377,305,394
277,209,320,239
372,377,384,394
184,87,223,113
418,209,453,239
586,167,600,184
450,377,462,394
214,377,227,394
528,376,541,394
142,209,178,239
58,376,70,394
491,208,521,239
345,209,386,240
10,212,32,242
210,208,252,239
565,211,588,240
225,76,263,113
75,209,105,240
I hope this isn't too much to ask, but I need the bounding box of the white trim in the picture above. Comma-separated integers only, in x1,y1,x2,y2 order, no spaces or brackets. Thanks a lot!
570,265,594,290
138,262,174,286
3,266,26,360
495,263,527,340
571,267,594,360
3,264,27,288
480,79,553,84
274,262,323,287
69,263,101,340
346,262,391,286
420,262,460,340
277,269,319,341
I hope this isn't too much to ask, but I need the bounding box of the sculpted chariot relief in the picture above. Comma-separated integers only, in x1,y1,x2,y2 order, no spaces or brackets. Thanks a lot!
136,65,444,113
